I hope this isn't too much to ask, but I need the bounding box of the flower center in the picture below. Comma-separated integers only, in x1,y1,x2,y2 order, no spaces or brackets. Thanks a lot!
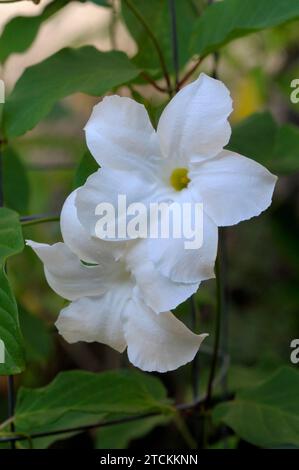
170,167,190,191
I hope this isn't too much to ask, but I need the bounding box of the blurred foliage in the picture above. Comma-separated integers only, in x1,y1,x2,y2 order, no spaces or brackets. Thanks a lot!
3,47,139,137
0,0,70,64
95,414,170,449
228,112,299,174
0,0,299,450
2,146,30,214
213,367,299,448
73,150,99,189
5,369,173,449
0,208,25,375
19,305,54,368
122,0,202,75
190,0,299,56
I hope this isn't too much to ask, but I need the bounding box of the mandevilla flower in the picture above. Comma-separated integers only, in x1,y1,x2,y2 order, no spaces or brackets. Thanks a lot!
76,73,277,284
27,190,207,373
28,73,277,374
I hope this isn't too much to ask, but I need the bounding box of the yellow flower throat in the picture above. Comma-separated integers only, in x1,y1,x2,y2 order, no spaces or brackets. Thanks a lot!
170,168,190,191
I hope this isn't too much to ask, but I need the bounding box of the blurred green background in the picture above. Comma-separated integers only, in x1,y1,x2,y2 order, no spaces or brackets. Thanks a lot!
0,0,299,449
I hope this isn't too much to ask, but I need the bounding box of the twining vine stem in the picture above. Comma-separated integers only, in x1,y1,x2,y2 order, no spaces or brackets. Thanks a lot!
21,214,60,227
205,254,223,406
168,0,179,92
0,0,40,3
178,57,204,88
140,71,169,94
127,0,208,95
123,0,172,96
0,387,232,445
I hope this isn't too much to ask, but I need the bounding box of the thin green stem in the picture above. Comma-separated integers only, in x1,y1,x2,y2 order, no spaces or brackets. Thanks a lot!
190,295,200,401
21,215,60,227
168,0,179,92
124,0,172,96
205,254,223,407
0,416,14,432
178,56,205,89
109,0,117,50
174,414,197,449
0,0,39,3
140,71,169,94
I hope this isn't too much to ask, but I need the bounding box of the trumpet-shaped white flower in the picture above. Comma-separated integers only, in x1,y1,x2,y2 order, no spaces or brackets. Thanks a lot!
76,73,277,284
27,190,207,373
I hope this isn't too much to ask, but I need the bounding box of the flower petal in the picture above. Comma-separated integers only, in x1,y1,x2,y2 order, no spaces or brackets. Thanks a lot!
56,290,128,353
76,167,162,240
123,299,208,373
147,209,218,283
85,95,160,171
189,150,277,226
157,73,233,164
127,240,199,313
26,241,119,301
61,189,125,263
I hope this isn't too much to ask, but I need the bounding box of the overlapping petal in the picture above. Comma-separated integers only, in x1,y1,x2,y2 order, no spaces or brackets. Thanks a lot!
147,210,218,284
55,289,129,353
123,299,208,373
127,241,199,313
189,150,277,226
26,241,120,301
61,189,125,263
75,166,165,240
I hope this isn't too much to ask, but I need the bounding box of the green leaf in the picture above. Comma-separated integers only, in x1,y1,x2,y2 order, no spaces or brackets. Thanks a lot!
227,112,299,175
0,0,69,64
19,305,53,366
96,414,170,449
2,146,30,214
19,411,107,449
73,150,98,189
4,47,139,138
0,208,25,375
191,0,299,57
10,369,173,448
122,0,200,74
273,124,299,173
213,367,299,448
0,0,111,64
15,369,171,424
228,112,277,166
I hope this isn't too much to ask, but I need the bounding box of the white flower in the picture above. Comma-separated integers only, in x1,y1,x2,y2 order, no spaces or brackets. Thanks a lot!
76,73,277,284
27,190,207,373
